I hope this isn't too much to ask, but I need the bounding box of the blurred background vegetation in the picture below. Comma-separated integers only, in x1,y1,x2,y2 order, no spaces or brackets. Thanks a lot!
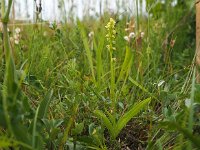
0,0,198,149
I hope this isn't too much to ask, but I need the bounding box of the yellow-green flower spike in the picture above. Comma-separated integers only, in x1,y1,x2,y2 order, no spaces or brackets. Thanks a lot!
105,18,117,52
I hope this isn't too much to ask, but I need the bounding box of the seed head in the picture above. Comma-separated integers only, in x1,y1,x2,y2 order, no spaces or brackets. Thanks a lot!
129,32,135,39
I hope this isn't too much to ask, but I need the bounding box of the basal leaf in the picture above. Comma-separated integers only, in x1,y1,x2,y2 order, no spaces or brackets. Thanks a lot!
94,110,114,138
115,97,151,138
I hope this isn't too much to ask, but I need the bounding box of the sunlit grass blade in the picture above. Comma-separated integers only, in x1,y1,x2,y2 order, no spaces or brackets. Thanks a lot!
32,107,39,148
129,76,156,99
78,20,96,83
94,110,114,138
0,136,33,149
129,76,149,93
117,46,132,84
0,136,18,148
94,32,105,88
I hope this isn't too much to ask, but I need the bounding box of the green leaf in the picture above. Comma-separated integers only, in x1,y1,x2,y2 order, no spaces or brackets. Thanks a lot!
12,123,32,146
115,98,151,138
117,46,132,83
94,31,105,86
25,75,44,90
0,136,17,148
72,122,84,135
129,77,156,99
32,107,39,148
105,110,116,126
94,110,114,137
78,20,96,83
0,136,33,149
89,123,96,135
129,77,149,94
38,89,53,119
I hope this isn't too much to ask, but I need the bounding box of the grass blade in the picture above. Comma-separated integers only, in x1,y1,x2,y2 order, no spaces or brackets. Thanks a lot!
78,20,96,83
94,110,114,138
117,46,132,83
38,89,53,119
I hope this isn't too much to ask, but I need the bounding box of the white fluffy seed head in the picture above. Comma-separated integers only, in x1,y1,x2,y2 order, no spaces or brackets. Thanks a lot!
129,32,135,39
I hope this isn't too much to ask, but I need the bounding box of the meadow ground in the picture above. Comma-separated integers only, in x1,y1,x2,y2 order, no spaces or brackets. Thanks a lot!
0,1,199,150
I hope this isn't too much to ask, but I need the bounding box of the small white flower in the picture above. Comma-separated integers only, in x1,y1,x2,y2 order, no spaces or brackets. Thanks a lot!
158,80,165,87
125,28,129,32
124,36,129,41
14,34,19,40
106,45,110,49
129,32,135,39
88,31,94,38
14,39,19,45
141,32,145,38
185,99,191,108
174,74,178,80
15,27,21,34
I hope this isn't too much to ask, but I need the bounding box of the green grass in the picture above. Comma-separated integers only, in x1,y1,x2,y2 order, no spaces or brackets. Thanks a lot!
0,0,198,149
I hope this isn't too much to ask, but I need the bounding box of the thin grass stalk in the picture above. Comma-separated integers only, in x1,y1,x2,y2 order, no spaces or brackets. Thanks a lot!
136,0,140,32
1,0,14,136
94,33,104,90
187,67,196,149
110,51,116,113
78,21,96,83
96,44,103,89
32,107,39,148
59,103,78,150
